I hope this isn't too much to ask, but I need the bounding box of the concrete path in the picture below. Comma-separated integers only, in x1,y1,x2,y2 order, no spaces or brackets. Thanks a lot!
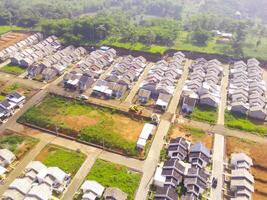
217,65,229,125
0,59,11,68
125,63,154,103
210,134,225,200
0,139,49,195
167,59,191,114
135,119,171,200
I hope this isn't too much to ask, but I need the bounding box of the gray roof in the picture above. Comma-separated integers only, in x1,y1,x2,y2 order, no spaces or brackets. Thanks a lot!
103,187,127,200
190,142,210,157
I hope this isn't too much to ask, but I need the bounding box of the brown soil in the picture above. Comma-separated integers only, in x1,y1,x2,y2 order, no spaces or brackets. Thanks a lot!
226,137,267,200
112,114,144,142
35,146,50,162
53,115,99,131
0,32,30,51
170,125,213,149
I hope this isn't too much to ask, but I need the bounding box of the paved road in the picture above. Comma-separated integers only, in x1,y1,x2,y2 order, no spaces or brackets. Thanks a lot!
0,59,11,68
135,119,171,200
0,139,49,195
217,65,229,125
167,59,191,114
125,63,154,103
210,134,225,200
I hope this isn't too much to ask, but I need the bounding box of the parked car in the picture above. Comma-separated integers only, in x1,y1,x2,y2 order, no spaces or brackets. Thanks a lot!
78,95,89,100
212,177,218,188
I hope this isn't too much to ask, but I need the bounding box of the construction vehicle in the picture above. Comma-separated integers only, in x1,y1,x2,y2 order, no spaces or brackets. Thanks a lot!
129,105,143,115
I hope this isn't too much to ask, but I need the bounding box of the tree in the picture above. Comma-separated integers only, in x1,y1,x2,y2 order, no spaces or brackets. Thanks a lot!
189,30,210,46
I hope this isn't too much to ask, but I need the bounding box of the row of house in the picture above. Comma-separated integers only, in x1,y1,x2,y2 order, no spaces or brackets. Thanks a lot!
92,55,147,99
0,33,43,62
230,153,254,200
2,161,71,200
153,137,211,200
181,58,223,113
80,180,127,200
63,48,116,92
138,52,186,111
228,58,267,120
0,92,26,123
28,46,87,82
0,149,16,179
10,35,61,68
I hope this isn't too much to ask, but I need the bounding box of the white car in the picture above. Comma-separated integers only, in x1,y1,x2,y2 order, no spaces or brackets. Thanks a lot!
78,95,89,100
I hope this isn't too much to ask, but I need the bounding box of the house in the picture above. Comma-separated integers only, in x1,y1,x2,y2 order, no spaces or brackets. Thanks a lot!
136,123,155,149
230,168,254,199
81,180,105,200
231,153,253,170
138,89,151,104
154,186,178,200
25,161,47,180
168,137,190,160
248,106,267,121
189,142,211,168
153,166,166,188
92,80,112,98
2,177,33,200
42,68,58,82
156,93,172,111
162,159,186,187
181,193,198,200
230,101,250,115
110,83,128,99
0,106,11,122
103,187,127,200
0,99,17,113
7,92,26,108
78,74,94,92
199,93,220,108
25,183,52,200
181,91,199,114
0,148,16,167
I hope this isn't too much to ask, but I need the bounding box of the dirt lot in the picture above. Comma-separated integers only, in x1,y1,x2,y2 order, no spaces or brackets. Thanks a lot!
226,137,267,199
0,82,38,98
169,124,213,149
0,31,30,50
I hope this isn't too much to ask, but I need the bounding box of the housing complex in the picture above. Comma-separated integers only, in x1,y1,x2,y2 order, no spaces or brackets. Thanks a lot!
153,137,211,200
228,58,267,120
2,161,71,200
92,55,147,99
138,51,186,111
0,149,16,179
63,48,116,92
181,58,223,113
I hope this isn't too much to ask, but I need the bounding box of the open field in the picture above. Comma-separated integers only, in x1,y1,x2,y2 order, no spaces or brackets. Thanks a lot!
189,105,218,125
0,26,26,35
169,124,213,149
0,64,26,75
0,30,29,51
0,82,37,98
0,132,38,159
226,137,267,199
85,159,141,200
35,144,85,176
19,95,145,156
225,111,267,136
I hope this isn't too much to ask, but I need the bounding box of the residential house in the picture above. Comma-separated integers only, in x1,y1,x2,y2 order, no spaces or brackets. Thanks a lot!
168,137,190,160
0,149,16,167
103,187,127,200
189,142,211,168
138,89,151,104
81,180,105,200
154,186,178,200
156,93,172,111
231,153,253,170
7,92,26,108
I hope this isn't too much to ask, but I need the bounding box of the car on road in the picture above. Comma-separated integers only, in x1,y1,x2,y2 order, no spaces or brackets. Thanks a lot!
78,94,89,100
212,177,218,188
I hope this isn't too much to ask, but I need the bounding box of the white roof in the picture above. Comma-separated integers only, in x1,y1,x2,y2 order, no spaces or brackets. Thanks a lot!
26,161,47,173
25,184,52,200
0,165,7,175
153,166,166,186
156,98,168,107
37,167,67,185
137,138,147,148
0,149,16,164
9,177,33,194
82,191,97,200
231,153,253,167
139,123,155,140
93,85,112,95
81,180,105,197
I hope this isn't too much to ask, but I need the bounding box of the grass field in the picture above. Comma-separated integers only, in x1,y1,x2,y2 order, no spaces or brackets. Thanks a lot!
0,133,38,159
226,137,267,199
189,105,218,124
19,95,145,156
85,159,141,200
0,64,26,75
35,144,85,175
225,111,267,135
0,82,36,97
0,26,25,35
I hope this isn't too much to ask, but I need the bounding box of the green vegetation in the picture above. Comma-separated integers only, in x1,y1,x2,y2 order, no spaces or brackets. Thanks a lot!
0,95,5,101
225,111,267,135
37,144,85,175
86,159,141,200
0,64,26,75
19,95,144,156
0,133,38,157
189,105,218,124
0,26,25,34
182,125,206,138
159,148,168,162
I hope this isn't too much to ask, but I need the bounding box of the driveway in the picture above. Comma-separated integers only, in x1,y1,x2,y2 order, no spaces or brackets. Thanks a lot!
210,134,225,200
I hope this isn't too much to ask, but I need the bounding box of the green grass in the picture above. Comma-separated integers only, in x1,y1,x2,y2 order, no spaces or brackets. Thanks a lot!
0,133,38,157
86,159,141,200
182,125,206,138
189,105,218,124
37,144,86,175
0,26,26,35
19,95,144,156
225,111,267,135
0,95,5,101
0,64,26,75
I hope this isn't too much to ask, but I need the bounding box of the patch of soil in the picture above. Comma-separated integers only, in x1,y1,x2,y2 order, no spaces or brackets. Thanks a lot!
170,125,213,149
35,146,50,162
112,114,144,142
53,115,99,131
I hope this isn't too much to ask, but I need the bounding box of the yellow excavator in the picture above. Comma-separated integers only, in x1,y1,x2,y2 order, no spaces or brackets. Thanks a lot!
129,105,143,115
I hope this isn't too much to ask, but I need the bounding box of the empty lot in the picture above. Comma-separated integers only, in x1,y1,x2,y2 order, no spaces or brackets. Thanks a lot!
0,31,29,51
